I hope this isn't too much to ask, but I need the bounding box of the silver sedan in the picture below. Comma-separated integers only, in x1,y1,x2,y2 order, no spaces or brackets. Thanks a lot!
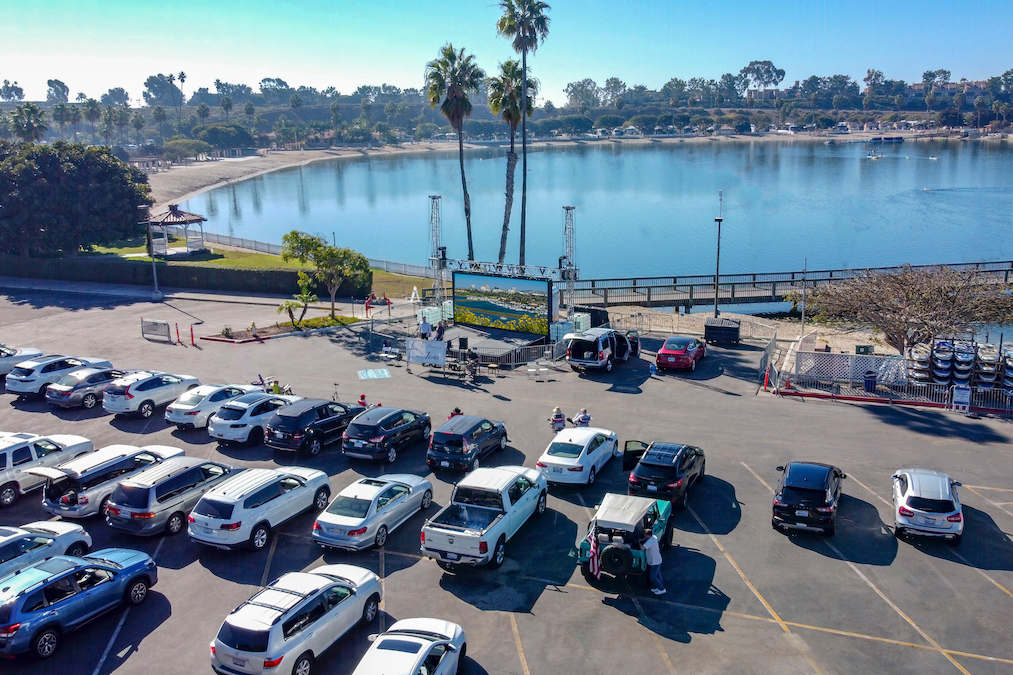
45,367,129,409
314,474,433,550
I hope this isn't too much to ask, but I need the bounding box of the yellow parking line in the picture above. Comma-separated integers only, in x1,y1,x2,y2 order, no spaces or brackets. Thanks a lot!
686,503,825,675
624,592,678,675
965,486,1013,519
740,461,774,492
507,613,531,675
964,485,1013,492
847,474,891,507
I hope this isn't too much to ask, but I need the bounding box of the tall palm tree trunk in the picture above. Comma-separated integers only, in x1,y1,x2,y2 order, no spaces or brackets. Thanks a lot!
498,140,518,264
457,127,475,261
519,50,528,267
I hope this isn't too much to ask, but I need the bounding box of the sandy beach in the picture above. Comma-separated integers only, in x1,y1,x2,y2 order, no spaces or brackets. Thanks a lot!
147,129,939,214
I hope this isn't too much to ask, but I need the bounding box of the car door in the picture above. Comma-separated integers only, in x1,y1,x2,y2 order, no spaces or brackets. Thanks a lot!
10,444,41,490
40,573,86,629
476,421,495,456
420,643,455,675
319,404,347,442
622,440,649,471
252,480,288,526
74,566,120,618
388,484,413,528
281,596,330,659
320,584,358,644
506,477,537,537
279,477,311,521
159,375,183,404
586,435,607,471
391,412,413,448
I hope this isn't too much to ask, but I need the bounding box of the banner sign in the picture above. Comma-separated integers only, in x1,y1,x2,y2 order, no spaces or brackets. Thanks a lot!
406,338,447,366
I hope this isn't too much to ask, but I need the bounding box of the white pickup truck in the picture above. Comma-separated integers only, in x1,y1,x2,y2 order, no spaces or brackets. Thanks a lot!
421,466,547,569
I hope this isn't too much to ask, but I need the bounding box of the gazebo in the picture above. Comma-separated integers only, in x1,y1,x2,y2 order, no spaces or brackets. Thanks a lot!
146,204,207,255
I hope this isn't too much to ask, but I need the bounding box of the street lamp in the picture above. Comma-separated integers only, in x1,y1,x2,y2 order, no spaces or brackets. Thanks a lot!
139,205,162,301
713,190,723,318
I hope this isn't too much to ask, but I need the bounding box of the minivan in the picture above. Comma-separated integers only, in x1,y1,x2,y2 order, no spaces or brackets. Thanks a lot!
28,444,185,518
105,457,236,536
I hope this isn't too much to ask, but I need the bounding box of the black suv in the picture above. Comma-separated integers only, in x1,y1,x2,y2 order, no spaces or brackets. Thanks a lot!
623,441,705,507
427,415,508,472
771,462,846,536
264,399,365,456
341,406,431,463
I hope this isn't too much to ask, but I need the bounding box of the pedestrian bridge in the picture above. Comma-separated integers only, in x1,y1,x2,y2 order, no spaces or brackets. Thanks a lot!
570,260,1013,309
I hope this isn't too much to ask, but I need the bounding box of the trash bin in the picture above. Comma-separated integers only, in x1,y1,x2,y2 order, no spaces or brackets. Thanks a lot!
458,337,469,350
855,345,874,355
863,371,877,393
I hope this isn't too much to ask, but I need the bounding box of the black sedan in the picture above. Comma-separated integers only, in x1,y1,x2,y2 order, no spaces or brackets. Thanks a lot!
623,441,705,508
265,399,366,456
341,406,431,463
771,462,846,536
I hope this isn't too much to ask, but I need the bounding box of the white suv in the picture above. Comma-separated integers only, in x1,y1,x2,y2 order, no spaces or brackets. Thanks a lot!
892,468,964,544
103,371,200,419
207,393,301,446
5,356,112,396
0,432,94,507
188,467,331,551
0,521,93,578
165,384,260,430
211,565,381,675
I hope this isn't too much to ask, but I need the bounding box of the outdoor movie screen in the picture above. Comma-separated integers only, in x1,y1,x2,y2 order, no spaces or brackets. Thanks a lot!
453,272,553,335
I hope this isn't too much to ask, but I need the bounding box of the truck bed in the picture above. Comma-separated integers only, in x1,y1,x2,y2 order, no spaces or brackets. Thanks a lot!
428,504,501,533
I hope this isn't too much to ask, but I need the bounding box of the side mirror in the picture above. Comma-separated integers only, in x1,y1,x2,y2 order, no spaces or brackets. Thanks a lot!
775,466,785,472
446,643,459,653
367,633,379,642
891,474,899,480
952,481,962,487
840,474,847,479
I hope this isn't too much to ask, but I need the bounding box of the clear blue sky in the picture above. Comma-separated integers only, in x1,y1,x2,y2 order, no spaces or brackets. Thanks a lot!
3,0,1010,105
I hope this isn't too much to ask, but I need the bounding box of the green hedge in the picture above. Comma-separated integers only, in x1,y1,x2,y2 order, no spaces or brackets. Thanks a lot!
0,255,372,298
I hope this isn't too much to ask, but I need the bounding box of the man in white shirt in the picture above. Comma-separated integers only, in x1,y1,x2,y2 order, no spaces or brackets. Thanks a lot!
642,530,665,595
419,319,432,340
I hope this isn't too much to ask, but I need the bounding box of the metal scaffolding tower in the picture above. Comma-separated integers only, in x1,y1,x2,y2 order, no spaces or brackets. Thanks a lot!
560,206,578,312
429,195,445,305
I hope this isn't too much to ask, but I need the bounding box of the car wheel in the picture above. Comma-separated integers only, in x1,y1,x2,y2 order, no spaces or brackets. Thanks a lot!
247,427,264,447
313,488,330,511
499,434,507,451
690,358,697,372
488,536,507,569
126,578,149,606
456,644,467,674
676,489,689,510
698,461,706,483
65,541,88,557
291,652,313,675
138,400,155,418
581,563,596,583
386,446,397,464
374,525,388,548
535,491,547,516
360,594,380,625
605,358,613,373
470,456,480,472
600,544,633,576
99,496,110,516
250,523,271,551
0,482,18,507
421,489,433,510
38,384,50,398
82,393,97,409
32,627,60,659
306,436,323,456
587,467,596,486
571,365,581,372
165,512,185,535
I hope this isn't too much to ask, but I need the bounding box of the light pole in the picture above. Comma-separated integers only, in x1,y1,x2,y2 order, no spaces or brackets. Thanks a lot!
139,205,162,301
713,190,723,318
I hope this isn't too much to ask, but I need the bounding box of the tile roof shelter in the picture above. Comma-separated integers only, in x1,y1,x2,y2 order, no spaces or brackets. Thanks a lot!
146,204,207,255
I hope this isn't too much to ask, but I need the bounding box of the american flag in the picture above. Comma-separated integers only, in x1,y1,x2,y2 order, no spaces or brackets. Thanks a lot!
584,526,601,579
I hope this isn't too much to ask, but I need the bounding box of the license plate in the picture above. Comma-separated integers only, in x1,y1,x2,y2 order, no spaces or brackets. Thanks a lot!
666,357,676,362
647,485,657,491
327,527,342,535
795,510,809,517
198,525,213,535
232,658,245,667
440,461,449,467
919,517,937,525
354,440,363,447
272,431,283,439
552,467,562,473
445,552,459,560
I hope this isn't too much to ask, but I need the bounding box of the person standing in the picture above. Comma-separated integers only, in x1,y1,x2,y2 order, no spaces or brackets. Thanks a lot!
419,318,432,340
643,530,665,595
434,320,446,342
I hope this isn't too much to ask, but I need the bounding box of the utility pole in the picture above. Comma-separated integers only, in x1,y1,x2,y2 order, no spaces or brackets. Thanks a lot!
713,190,723,318
800,257,807,337
140,205,162,301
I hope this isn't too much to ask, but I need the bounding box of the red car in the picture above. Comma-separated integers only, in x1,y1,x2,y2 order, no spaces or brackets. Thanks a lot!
656,336,706,372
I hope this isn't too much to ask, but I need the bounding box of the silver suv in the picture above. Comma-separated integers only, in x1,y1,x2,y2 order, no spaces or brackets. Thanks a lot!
0,433,94,507
5,356,111,396
892,468,963,544
566,328,640,372
105,457,235,536
211,565,382,675
102,371,201,419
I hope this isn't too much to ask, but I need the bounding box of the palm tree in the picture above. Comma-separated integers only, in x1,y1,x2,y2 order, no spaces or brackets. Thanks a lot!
488,59,537,264
330,101,342,141
70,104,82,140
152,105,167,137
196,102,211,129
84,98,101,143
168,74,179,136
177,71,187,136
51,102,69,139
132,112,145,144
11,103,48,142
425,43,486,261
497,0,550,267
220,95,232,123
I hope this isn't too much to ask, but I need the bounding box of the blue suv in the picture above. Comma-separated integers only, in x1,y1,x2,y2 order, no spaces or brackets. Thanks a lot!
0,548,157,659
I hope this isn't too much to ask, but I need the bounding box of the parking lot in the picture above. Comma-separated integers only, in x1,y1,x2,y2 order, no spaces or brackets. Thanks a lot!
2,288,1013,675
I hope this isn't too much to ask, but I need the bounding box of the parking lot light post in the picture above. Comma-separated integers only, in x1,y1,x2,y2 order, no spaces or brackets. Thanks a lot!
713,190,723,318
139,205,162,301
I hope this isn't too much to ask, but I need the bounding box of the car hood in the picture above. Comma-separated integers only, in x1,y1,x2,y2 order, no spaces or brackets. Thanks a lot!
49,435,91,449
22,521,86,537
313,564,378,589
286,466,326,483
387,617,459,641
85,548,152,568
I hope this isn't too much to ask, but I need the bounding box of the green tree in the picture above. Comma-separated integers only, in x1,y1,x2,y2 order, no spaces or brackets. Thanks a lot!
425,43,486,261
488,59,537,264
281,231,370,318
893,94,905,112
329,101,342,139
992,100,1009,127
973,96,988,127
142,74,182,107
46,79,70,104
131,112,145,143
0,80,25,102
220,95,232,123
100,87,129,107
832,95,843,112
196,123,254,149
196,102,211,129
101,106,115,145
70,105,82,139
152,105,167,137
11,103,48,142
244,101,255,121
162,139,212,162
115,108,130,143
497,0,550,267
51,103,70,139
277,271,318,328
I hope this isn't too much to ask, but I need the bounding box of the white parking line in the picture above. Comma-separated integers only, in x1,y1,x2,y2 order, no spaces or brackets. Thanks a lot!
378,548,386,632
91,537,165,675
260,534,279,587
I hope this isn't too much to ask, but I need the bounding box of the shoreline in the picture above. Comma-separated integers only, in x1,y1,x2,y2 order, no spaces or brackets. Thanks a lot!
147,129,960,214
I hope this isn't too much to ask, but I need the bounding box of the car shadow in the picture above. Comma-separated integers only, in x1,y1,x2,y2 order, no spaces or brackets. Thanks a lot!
437,507,578,613
169,427,218,445
197,543,284,585
49,405,111,421
7,395,50,412
108,414,173,435
904,504,1013,571
861,405,1011,442
595,546,729,643
87,591,173,672
673,475,741,536
781,494,898,566
214,441,276,462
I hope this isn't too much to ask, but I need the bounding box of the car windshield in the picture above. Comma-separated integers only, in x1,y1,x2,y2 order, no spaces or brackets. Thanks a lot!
111,484,150,509
433,432,464,447
546,442,583,458
217,623,269,653
272,413,312,431
780,486,826,505
0,346,13,357
377,638,423,654
106,382,130,395
174,391,206,407
908,497,956,513
325,496,372,518
345,422,376,436
216,406,245,421
9,366,33,378
663,337,693,350
56,373,85,386
635,462,679,479
453,487,502,509
194,498,234,519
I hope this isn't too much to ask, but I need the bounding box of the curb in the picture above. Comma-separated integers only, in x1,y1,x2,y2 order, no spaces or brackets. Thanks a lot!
200,323,356,344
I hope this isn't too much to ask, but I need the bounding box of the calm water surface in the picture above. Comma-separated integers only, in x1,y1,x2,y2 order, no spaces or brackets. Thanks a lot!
183,140,1013,278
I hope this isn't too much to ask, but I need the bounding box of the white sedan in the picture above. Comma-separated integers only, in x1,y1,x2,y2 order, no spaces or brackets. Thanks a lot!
536,427,619,485
351,618,466,675
207,392,301,445
0,345,42,376
164,384,260,430
0,521,93,578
